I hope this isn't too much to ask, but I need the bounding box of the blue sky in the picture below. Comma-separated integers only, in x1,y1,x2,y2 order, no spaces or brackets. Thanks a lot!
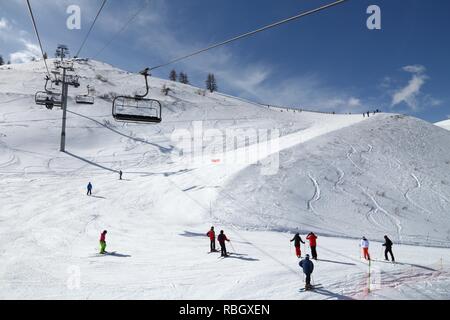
1,0,449,122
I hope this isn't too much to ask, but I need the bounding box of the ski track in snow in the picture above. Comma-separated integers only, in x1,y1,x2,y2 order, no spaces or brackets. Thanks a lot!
307,174,322,219
404,173,434,221
345,143,363,172
359,185,403,241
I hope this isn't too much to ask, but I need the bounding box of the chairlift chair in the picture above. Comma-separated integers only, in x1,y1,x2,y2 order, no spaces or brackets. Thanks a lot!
35,75,62,109
112,68,162,123
75,85,95,104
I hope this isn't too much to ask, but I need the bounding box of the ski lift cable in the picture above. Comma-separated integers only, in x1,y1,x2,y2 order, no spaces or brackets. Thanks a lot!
92,0,151,60
25,0,51,78
147,0,349,72
75,0,108,58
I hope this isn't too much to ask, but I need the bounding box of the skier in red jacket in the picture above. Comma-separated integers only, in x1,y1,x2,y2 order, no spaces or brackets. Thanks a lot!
306,232,318,260
206,226,217,252
217,230,230,257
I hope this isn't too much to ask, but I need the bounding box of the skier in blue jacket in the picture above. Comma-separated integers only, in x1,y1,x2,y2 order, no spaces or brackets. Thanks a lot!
299,254,315,290
87,182,93,196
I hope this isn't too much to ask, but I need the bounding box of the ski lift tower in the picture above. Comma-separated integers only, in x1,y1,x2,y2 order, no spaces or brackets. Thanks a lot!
55,60,78,152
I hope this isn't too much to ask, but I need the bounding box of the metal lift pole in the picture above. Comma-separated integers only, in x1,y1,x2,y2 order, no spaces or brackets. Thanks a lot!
60,66,68,152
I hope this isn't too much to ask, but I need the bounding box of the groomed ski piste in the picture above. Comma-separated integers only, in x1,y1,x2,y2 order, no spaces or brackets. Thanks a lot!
1,59,449,300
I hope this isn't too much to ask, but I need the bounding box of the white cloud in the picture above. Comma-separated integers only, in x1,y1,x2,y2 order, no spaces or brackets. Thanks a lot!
402,65,426,74
0,17,9,30
392,65,428,110
10,41,41,64
348,97,362,107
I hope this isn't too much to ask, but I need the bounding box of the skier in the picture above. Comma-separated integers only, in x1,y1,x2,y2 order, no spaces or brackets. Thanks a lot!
367,111,370,118
382,235,395,262
119,170,123,180
360,236,371,260
290,233,305,258
206,226,217,252
363,113,366,118
99,230,107,254
306,232,318,260
87,182,93,196
299,254,315,290
217,230,230,257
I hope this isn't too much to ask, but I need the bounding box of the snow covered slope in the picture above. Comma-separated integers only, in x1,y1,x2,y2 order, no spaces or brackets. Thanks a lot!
216,114,450,247
435,119,450,131
0,59,449,299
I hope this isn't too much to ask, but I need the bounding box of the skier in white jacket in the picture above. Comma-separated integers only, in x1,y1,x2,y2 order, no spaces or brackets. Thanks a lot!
360,237,371,260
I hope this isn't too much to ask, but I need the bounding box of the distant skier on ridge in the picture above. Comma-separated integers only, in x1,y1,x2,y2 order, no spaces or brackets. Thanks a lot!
290,233,305,258
87,182,93,196
206,226,217,252
382,235,395,262
306,232,318,260
217,230,230,257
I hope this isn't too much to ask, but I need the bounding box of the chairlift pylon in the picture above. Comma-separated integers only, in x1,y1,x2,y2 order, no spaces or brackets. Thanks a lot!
35,75,62,109
75,85,95,104
112,68,162,123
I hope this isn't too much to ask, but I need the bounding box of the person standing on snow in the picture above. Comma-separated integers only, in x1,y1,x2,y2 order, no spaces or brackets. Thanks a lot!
217,230,230,257
87,182,93,196
99,230,107,254
119,170,123,180
206,226,217,252
360,236,371,260
382,235,395,262
306,232,318,260
290,233,305,258
299,254,315,290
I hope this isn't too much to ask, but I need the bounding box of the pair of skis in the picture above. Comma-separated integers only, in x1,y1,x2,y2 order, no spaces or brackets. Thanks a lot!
299,284,323,292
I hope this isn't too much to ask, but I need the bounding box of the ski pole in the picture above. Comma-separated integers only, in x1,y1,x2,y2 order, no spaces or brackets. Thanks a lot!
229,241,236,253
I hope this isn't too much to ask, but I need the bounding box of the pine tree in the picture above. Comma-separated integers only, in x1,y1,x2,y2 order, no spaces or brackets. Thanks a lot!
179,72,189,84
169,69,177,81
0,55,4,66
206,73,217,93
